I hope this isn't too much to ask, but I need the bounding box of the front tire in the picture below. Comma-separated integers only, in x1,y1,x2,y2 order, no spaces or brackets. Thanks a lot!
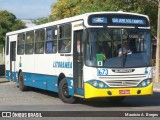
58,78,76,103
18,71,27,91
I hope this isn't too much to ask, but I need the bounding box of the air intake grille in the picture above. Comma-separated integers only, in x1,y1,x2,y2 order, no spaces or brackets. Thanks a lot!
102,74,147,87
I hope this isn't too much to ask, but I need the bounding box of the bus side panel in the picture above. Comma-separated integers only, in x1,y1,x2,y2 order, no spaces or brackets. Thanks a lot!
12,71,17,82
67,78,74,96
22,72,74,95
6,70,10,80
47,76,58,92
5,70,18,82
23,72,59,92
5,71,18,82
28,73,47,90
20,72,75,96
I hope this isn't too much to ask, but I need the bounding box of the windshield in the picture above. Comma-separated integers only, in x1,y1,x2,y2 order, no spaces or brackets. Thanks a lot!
85,28,151,68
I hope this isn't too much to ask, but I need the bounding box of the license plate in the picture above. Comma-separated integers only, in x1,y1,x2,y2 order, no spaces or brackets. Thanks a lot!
119,90,130,94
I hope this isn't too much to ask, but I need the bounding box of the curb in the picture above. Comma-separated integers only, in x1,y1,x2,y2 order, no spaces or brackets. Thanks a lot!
0,81,9,84
0,76,9,84
0,76,5,78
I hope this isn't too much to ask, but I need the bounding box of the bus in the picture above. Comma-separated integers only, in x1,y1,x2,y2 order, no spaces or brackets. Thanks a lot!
5,11,153,103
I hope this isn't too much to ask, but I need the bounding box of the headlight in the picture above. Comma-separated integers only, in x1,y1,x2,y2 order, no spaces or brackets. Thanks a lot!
99,82,104,88
137,78,152,88
147,79,151,85
86,80,109,88
141,81,146,87
93,81,98,87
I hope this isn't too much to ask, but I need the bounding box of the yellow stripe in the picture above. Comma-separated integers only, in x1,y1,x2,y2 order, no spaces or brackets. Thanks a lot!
84,83,153,99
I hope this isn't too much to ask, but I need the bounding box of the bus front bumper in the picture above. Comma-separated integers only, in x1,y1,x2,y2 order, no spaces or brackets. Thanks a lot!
84,83,153,99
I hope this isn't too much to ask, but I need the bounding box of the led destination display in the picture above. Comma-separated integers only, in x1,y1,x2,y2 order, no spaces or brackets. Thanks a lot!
88,14,149,27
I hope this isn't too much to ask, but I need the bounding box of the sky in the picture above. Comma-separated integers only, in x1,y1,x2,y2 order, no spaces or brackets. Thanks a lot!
0,0,57,19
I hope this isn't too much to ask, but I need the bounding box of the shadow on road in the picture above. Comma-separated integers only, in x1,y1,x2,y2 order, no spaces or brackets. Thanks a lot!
28,86,160,107
26,87,59,98
79,92,160,108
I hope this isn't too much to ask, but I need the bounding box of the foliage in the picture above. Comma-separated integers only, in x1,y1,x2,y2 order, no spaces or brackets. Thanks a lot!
48,0,158,36
50,0,81,20
0,10,26,46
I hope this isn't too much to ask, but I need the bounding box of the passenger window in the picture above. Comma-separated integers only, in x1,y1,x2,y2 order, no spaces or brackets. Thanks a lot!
17,33,25,55
25,31,34,54
46,27,57,53
58,24,71,53
35,29,45,54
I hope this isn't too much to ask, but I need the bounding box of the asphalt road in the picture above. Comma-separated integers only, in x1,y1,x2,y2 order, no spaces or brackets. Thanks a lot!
0,81,160,120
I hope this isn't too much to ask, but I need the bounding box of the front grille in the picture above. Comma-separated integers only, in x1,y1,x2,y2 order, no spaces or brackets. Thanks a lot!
105,80,141,87
102,74,146,87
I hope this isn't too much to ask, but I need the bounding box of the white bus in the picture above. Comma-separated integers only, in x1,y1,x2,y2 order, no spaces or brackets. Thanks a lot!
5,11,153,103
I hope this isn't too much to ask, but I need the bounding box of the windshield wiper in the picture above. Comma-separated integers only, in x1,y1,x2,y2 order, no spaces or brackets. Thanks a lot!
122,54,128,67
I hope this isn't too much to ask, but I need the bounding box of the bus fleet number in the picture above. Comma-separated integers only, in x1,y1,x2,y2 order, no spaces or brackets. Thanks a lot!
97,68,108,76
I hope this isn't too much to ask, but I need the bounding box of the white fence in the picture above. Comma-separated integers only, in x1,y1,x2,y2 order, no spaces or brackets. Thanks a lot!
0,46,4,65
0,53,4,64
0,46,5,76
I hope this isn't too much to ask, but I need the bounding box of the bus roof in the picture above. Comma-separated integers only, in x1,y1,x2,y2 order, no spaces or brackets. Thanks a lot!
6,11,149,36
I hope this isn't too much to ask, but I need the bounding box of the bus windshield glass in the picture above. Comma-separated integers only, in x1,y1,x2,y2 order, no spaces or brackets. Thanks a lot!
85,28,151,68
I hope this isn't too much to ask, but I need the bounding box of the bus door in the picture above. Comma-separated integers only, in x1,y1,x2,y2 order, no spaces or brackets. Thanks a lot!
10,41,16,81
73,30,84,95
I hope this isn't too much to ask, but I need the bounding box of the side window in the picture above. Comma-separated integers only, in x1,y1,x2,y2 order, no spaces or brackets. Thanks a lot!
17,33,25,55
6,36,9,55
25,31,34,54
46,27,57,53
58,24,71,53
35,29,45,54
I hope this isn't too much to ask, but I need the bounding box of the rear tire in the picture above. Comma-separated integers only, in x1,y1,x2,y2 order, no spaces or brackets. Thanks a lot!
19,71,27,91
58,78,76,103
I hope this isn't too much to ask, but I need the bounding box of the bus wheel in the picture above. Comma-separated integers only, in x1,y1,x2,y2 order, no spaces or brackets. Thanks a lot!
58,78,76,103
107,97,125,103
19,71,27,91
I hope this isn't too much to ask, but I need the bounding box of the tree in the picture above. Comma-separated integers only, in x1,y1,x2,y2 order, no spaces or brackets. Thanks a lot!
49,0,158,36
50,0,82,20
0,10,26,46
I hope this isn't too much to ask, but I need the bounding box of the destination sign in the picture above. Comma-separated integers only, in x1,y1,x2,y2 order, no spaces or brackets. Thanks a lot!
88,14,149,27
112,18,146,25
92,17,107,24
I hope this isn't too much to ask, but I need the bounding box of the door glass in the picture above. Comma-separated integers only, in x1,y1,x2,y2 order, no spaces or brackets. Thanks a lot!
10,41,16,61
73,30,83,90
